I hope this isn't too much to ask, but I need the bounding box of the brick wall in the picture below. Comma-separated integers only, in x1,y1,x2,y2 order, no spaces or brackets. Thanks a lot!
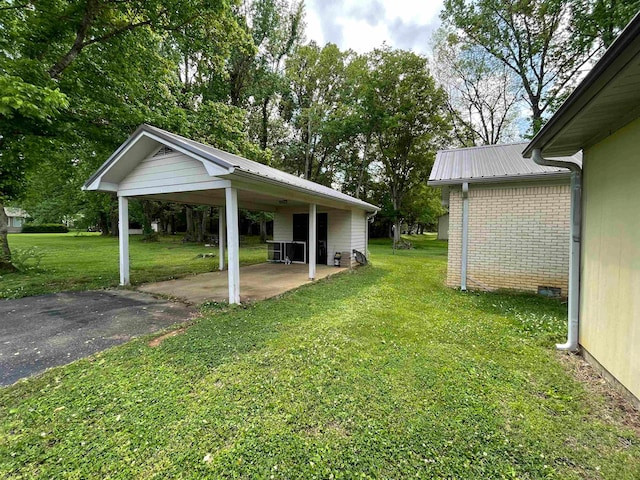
447,182,570,295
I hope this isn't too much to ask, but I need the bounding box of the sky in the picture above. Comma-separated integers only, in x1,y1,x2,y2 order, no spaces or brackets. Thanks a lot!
304,0,444,55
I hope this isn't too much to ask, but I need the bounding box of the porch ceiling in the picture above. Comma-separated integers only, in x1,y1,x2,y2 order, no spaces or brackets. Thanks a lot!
136,186,308,212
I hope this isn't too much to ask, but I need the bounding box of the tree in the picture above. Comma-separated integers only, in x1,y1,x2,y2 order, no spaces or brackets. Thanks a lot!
431,28,522,146
283,42,353,183
571,0,640,49
441,0,598,134
0,0,238,266
366,47,451,247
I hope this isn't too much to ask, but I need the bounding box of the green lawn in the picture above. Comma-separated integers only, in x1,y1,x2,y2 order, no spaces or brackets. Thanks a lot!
0,233,267,299
1,235,639,478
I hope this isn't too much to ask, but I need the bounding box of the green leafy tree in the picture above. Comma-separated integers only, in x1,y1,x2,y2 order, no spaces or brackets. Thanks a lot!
441,0,597,134
571,0,640,49
283,42,353,183
366,47,451,247
431,28,522,146
0,0,239,266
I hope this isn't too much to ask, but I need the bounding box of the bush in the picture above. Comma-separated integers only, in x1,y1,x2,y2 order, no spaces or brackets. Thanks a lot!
21,224,69,233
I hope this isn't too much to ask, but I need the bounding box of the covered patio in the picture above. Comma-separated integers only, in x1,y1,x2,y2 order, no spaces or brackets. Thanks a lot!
138,263,348,304
83,125,378,304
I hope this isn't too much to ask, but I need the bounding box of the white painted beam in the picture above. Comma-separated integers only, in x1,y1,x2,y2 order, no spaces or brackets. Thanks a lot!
309,203,317,280
118,196,130,285
219,207,226,271
225,187,240,304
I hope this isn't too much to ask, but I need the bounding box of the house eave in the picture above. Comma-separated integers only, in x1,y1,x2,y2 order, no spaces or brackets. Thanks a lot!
427,171,571,187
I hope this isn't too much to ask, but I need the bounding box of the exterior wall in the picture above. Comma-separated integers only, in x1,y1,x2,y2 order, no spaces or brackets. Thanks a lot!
7,216,24,233
437,213,449,240
350,209,367,257
118,152,218,195
580,116,640,402
272,206,358,265
327,208,351,263
273,210,293,242
447,181,570,294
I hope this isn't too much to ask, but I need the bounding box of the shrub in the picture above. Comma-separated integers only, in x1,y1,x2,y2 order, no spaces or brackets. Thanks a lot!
21,224,69,233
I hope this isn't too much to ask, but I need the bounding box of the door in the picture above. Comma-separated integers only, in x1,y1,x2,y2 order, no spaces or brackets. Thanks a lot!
292,213,328,264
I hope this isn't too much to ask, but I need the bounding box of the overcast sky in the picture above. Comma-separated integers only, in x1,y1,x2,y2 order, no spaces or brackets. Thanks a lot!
304,0,444,54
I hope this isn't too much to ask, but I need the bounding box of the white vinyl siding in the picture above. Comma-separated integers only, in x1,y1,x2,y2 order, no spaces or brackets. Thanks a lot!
328,208,351,261
350,210,366,255
272,206,369,266
273,209,293,242
118,152,218,195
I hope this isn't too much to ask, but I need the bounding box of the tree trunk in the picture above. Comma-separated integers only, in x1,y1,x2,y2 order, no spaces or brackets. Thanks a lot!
356,133,371,199
110,209,119,237
259,215,267,243
260,97,270,151
394,218,401,246
198,210,206,243
0,204,16,272
185,206,194,241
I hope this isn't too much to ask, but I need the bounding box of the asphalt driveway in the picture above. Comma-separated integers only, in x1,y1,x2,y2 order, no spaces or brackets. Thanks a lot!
0,290,194,386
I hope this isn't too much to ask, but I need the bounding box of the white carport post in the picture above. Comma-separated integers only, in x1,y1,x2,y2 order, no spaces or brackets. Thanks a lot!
218,207,226,271
309,203,317,280
225,187,240,304
118,196,130,286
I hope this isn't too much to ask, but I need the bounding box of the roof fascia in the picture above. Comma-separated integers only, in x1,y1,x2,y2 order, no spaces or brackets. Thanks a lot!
427,171,571,187
230,170,379,212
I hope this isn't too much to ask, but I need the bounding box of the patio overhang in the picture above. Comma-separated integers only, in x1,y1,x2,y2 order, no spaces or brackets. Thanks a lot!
83,124,379,305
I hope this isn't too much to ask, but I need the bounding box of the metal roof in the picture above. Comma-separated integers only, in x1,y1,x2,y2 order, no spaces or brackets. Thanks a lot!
429,142,582,186
524,12,640,158
4,207,28,218
84,124,378,212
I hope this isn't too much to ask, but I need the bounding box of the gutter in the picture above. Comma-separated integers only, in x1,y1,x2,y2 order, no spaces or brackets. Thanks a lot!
532,149,582,351
427,170,572,187
365,211,377,258
461,182,469,291
231,169,379,212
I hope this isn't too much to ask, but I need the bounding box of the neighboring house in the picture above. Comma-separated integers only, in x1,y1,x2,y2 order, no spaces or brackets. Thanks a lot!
4,207,28,233
523,13,640,406
429,143,581,295
83,124,378,304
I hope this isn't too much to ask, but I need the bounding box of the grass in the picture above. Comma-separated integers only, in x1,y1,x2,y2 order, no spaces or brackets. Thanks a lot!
1,234,639,478
0,233,267,299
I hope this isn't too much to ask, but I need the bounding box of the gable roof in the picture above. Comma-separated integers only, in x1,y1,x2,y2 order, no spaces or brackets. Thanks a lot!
4,207,28,218
524,12,640,157
428,142,582,186
84,124,378,212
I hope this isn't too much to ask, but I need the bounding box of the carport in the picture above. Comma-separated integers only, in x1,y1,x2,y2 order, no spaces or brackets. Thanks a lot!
83,125,378,304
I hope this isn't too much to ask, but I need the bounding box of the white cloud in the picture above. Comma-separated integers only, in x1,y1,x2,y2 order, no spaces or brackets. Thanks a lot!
305,0,444,54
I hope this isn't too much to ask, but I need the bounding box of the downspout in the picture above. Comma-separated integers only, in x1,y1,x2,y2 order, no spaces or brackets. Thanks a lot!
366,211,377,258
461,182,469,291
532,149,581,352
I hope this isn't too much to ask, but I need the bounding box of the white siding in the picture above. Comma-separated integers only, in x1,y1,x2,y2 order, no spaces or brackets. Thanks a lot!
273,206,360,265
118,152,216,194
350,209,366,256
328,208,351,261
273,208,293,242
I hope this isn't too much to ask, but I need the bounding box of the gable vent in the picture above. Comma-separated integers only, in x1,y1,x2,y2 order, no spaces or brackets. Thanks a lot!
153,145,175,157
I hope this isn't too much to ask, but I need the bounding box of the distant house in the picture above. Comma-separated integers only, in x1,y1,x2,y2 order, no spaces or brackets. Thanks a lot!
429,143,581,295
4,207,28,233
523,13,640,406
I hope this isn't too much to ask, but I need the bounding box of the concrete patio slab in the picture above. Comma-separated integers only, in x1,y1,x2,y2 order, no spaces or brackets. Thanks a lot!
138,262,348,304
